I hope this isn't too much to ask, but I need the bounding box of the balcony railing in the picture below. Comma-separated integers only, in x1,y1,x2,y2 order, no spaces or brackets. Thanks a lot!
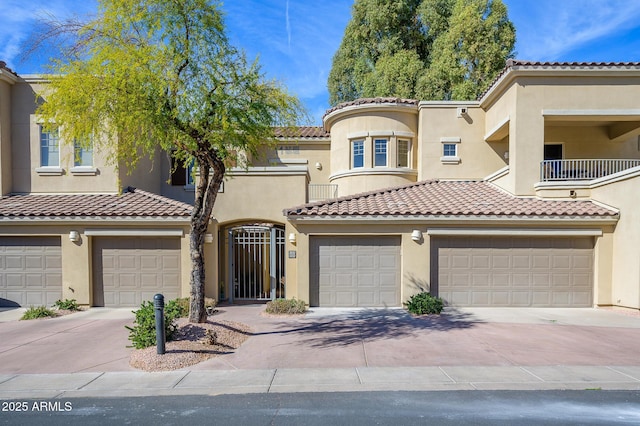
308,184,338,202
540,159,640,182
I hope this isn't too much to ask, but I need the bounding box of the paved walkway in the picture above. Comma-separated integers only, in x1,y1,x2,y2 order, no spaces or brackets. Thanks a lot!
1,305,640,397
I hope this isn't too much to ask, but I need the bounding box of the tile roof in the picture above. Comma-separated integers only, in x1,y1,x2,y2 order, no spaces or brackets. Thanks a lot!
273,126,330,139
284,180,618,219
479,60,640,101
323,97,419,120
0,187,192,219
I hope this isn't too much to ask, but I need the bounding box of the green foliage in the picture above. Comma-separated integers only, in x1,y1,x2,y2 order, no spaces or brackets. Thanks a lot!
327,0,515,104
172,297,216,318
21,306,57,320
265,298,308,315
125,300,181,349
33,0,305,323
53,299,80,311
404,292,444,315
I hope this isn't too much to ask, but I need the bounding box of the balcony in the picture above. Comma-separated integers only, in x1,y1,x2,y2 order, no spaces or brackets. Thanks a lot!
540,159,640,182
308,184,338,202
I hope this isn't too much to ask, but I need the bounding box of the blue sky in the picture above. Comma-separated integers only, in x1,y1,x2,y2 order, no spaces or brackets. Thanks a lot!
3,0,640,125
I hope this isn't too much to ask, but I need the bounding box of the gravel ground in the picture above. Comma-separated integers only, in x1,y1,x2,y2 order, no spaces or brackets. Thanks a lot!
129,318,253,372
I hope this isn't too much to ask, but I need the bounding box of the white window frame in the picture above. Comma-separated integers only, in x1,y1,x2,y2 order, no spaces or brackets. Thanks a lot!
397,139,411,168
440,137,461,164
352,139,364,169
39,126,59,167
374,138,387,167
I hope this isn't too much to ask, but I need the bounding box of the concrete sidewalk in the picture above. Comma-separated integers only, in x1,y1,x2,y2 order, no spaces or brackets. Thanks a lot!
1,305,640,397
2,365,640,399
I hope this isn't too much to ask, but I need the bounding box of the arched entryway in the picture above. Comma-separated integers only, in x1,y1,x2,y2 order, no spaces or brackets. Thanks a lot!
223,223,285,302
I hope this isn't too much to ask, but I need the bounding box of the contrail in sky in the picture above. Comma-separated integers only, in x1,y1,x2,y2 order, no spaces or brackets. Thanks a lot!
286,0,291,49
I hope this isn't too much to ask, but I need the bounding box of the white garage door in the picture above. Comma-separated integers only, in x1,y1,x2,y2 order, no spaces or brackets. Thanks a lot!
0,237,62,307
433,236,593,307
310,236,401,307
92,237,181,307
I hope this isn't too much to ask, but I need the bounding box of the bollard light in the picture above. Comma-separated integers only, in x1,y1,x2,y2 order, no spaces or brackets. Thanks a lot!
154,293,166,355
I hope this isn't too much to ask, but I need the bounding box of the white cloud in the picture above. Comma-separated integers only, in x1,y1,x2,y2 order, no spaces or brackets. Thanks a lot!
0,0,96,70
507,0,640,60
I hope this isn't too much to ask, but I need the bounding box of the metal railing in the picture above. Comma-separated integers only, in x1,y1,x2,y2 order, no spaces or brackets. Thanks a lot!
540,159,640,182
308,184,338,202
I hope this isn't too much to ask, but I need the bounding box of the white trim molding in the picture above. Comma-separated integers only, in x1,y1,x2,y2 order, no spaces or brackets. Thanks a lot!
84,229,184,237
426,228,603,237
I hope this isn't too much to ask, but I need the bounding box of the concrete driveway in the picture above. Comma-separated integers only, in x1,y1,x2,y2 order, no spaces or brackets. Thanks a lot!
1,305,640,374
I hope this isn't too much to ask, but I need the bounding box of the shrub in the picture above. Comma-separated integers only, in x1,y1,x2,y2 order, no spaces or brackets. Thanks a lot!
21,306,57,320
53,299,80,311
404,292,444,315
265,298,308,315
125,300,182,349
172,297,217,318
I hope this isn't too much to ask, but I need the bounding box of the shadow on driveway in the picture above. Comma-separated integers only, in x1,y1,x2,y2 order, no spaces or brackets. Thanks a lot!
254,308,481,348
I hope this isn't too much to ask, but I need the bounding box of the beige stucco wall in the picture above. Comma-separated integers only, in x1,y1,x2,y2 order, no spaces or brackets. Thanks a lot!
591,174,640,309
325,105,419,196
213,172,308,224
484,76,640,196
419,105,505,180
0,79,13,195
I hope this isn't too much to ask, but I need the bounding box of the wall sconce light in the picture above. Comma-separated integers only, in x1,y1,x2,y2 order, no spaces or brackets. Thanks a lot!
289,233,296,244
315,162,322,170
69,231,80,242
204,233,213,243
411,229,423,242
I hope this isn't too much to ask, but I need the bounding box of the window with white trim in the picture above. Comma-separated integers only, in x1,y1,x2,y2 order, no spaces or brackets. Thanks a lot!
352,139,364,168
397,139,411,167
442,143,457,158
374,138,387,167
40,126,59,167
74,138,94,167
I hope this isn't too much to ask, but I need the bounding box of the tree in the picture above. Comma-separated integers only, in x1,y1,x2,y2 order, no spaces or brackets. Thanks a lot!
327,0,515,104
33,0,304,322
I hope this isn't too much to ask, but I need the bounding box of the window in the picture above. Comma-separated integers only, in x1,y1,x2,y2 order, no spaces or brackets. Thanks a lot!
352,140,364,168
397,139,411,168
171,155,195,186
374,139,387,167
74,138,93,167
40,126,59,167
443,143,457,158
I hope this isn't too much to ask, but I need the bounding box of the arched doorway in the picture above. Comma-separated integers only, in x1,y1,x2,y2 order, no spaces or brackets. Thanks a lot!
225,224,285,302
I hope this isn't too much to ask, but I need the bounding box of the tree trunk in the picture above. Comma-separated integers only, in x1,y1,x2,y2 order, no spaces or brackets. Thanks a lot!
188,154,225,323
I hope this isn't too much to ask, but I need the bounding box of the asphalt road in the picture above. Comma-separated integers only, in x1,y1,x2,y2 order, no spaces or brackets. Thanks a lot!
2,390,640,425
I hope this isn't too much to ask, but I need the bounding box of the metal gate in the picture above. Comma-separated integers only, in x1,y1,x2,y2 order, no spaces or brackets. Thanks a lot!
227,225,285,302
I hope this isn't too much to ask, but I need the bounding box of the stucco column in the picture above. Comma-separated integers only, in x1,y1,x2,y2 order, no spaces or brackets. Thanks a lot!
61,231,91,305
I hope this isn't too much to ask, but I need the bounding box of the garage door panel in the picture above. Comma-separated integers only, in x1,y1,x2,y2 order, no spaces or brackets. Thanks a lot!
0,237,62,307
310,236,400,307
435,236,593,307
93,237,181,307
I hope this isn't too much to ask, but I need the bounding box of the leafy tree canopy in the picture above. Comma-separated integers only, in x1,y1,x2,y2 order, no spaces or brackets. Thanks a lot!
327,0,515,105
34,0,305,322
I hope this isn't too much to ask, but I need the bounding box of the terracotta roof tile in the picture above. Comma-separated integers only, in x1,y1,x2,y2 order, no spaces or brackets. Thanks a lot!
479,60,640,100
284,180,618,218
273,126,330,138
323,97,419,120
0,187,192,218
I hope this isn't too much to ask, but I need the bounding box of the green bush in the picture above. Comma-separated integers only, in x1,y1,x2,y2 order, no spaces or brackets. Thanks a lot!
172,297,217,318
21,306,57,320
404,292,444,315
265,298,308,315
125,300,182,349
53,299,80,311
